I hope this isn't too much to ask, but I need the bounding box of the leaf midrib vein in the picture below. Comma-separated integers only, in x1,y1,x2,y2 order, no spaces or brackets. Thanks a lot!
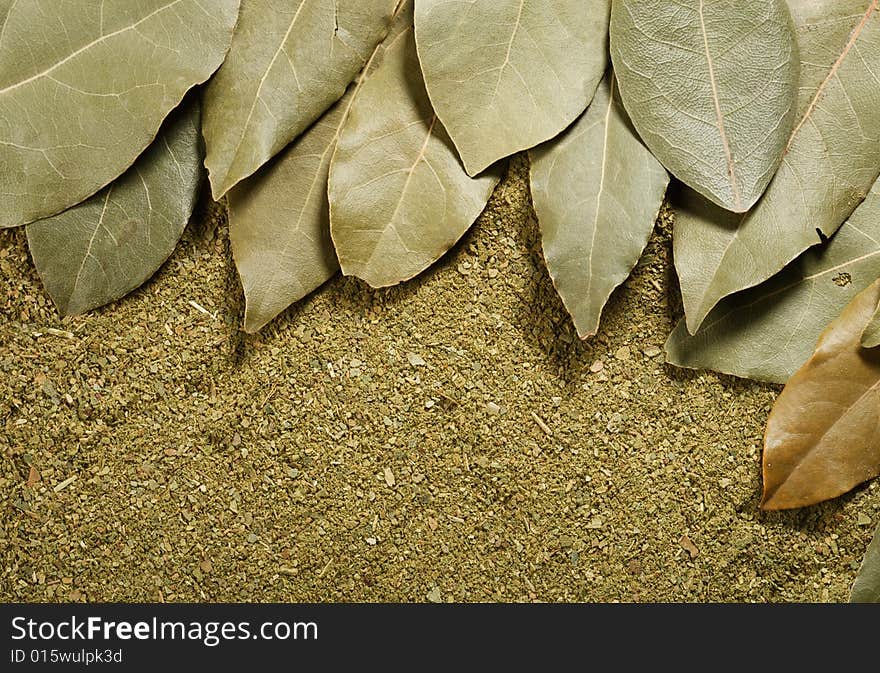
584,78,616,305
70,187,113,302
490,0,525,101
363,114,438,271
785,0,878,153
698,0,741,210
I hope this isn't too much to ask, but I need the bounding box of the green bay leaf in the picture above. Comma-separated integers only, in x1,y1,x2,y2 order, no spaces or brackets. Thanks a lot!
202,0,400,199
0,0,239,228
610,0,799,213
229,93,347,334
26,100,203,316
666,175,880,384
673,0,880,333
852,523,880,602
414,0,610,176
529,71,668,339
329,12,501,288
229,3,412,333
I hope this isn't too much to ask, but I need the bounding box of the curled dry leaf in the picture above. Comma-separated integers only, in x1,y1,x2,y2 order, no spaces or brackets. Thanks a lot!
329,13,502,288
851,523,880,602
761,279,880,510
610,0,799,213
672,0,880,334
0,0,239,228
202,0,400,199
529,71,668,339
414,0,610,176
666,175,880,384
26,100,203,316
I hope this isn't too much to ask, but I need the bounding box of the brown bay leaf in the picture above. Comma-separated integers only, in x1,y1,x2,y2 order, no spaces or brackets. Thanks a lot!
328,12,501,288
610,0,799,213
666,175,880,384
414,0,610,176
529,71,668,339
761,279,880,510
0,0,239,228
26,100,202,316
673,0,880,334
202,0,399,199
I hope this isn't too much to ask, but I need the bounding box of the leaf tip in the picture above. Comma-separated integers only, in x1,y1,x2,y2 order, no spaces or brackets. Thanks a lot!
726,202,752,216
206,168,232,202
55,295,84,318
759,446,786,510
242,309,269,335
758,493,779,511
861,329,880,349
575,324,598,341
759,476,792,511
457,147,490,179
684,312,704,337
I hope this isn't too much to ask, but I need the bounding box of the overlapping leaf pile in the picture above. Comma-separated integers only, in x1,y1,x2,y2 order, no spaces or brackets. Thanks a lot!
4,0,880,597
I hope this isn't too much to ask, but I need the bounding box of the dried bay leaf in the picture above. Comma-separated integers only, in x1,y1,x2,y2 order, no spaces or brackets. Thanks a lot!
229,93,346,335
761,279,880,510
0,0,239,228
852,523,880,602
202,0,400,199
229,3,411,333
414,0,610,176
673,0,880,333
610,0,799,213
329,15,501,288
529,72,668,339
666,175,880,384
26,100,203,316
